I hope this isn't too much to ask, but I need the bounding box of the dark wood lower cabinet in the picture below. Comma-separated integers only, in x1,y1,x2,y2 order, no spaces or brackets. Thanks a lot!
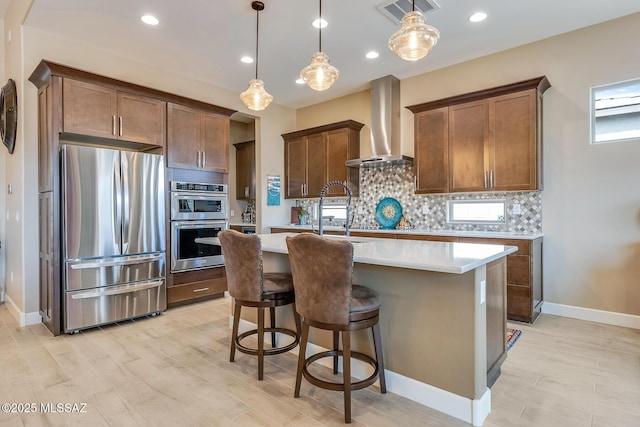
168,267,227,307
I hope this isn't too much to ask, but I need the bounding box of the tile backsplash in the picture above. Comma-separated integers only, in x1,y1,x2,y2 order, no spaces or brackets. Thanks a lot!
297,164,542,233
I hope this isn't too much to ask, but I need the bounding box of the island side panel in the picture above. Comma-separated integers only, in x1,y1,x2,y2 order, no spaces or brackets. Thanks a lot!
353,263,487,400
486,257,507,387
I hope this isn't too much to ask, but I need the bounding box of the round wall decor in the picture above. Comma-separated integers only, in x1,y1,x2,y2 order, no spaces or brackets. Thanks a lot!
1,79,18,154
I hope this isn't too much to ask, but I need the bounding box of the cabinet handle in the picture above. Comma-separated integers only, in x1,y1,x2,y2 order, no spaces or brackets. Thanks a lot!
484,171,488,188
202,151,206,168
197,151,201,168
490,170,495,188
414,176,417,192
112,116,117,136
119,116,123,137
244,186,249,198
192,287,210,293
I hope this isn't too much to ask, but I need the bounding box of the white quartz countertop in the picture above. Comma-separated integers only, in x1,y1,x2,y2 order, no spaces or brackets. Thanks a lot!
246,233,518,274
268,224,543,240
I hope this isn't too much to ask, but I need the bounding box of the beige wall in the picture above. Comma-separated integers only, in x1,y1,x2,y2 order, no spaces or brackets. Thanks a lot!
296,89,373,157
3,0,295,321
297,13,640,317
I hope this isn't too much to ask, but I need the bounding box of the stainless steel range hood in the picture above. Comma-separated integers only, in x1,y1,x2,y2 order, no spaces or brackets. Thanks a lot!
345,75,413,168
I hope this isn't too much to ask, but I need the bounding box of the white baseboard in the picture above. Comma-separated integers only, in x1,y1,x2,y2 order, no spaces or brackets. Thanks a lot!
542,302,640,329
230,315,491,426
4,294,42,327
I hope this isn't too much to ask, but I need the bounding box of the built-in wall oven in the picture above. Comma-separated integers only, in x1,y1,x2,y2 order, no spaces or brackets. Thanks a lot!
170,182,228,272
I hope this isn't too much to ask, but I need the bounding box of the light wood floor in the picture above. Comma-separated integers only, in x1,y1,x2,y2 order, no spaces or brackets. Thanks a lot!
0,297,638,426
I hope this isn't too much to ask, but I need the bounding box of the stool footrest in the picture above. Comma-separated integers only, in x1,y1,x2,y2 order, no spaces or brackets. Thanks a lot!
302,350,380,392
235,327,300,356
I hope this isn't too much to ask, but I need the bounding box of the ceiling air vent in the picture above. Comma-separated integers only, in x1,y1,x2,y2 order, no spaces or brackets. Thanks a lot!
377,0,440,25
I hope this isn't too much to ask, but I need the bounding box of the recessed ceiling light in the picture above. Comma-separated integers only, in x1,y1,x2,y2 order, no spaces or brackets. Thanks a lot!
469,12,487,23
295,78,305,85
365,51,379,59
241,56,254,64
141,15,159,26
312,18,328,29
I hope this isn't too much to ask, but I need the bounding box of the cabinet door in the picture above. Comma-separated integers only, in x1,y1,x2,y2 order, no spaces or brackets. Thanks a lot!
117,93,166,146
201,112,230,173
167,103,199,169
306,133,327,197
63,79,117,139
235,141,255,199
490,89,538,191
326,129,349,196
449,100,489,192
285,136,307,198
415,107,449,194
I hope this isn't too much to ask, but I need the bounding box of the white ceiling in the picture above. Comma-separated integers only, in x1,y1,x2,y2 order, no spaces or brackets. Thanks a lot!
20,0,640,109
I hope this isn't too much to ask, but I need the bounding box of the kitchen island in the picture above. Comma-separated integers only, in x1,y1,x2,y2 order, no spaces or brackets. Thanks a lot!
208,233,517,426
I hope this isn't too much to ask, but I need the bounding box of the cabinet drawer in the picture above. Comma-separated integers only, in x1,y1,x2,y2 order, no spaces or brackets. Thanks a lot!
399,234,457,242
507,284,531,321
507,254,530,286
458,237,530,255
351,232,397,239
168,278,227,305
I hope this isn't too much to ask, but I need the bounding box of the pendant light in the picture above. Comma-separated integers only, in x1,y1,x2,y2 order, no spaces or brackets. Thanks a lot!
240,1,273,111
388,0,440,61
300,0,339,91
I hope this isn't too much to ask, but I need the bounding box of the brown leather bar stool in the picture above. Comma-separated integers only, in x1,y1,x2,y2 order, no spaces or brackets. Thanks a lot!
218,230,301,380
285,233,386,423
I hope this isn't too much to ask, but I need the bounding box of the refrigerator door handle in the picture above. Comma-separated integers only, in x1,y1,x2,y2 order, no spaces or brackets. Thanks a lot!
69,253,165,270
70,280,164,299
114,156,123,253
121,153,130,253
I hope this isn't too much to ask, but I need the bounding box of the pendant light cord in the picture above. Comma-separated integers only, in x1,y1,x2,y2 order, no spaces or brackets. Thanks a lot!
318,0,322,52
255,6,260,79
412,0,415,11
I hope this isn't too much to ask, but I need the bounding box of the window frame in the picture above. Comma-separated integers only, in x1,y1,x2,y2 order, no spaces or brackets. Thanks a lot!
446,199,506,225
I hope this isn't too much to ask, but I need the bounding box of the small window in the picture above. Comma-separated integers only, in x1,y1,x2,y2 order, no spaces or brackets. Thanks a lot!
591,78,640,144
447,200,505,224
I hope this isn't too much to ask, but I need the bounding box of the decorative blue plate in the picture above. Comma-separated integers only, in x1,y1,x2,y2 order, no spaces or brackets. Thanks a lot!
375,198,403,229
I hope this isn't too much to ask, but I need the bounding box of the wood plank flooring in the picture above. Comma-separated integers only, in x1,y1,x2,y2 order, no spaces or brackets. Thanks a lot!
0,297,638,426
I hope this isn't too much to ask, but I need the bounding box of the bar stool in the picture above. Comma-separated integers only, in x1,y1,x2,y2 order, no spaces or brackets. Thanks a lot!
285,233,386,423
218,230,300,380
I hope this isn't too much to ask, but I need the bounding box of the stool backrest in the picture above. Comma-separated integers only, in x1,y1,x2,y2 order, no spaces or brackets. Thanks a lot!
218,230,263,302
286,233,353,325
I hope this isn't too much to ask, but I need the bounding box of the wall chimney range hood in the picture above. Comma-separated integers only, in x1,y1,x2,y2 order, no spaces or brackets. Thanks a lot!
346,75,412,168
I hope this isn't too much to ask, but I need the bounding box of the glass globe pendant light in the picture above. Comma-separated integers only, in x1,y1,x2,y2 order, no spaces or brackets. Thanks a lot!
300,0,339,91
240,1,273,111
388,0,440,61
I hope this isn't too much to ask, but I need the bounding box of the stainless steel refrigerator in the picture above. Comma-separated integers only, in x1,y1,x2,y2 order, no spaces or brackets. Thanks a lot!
61,144,166,333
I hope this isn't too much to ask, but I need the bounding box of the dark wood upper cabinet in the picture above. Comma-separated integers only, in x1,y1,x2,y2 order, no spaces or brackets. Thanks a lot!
167,102,230,173
408,76,550,194
449,100,489,192
63,78,166,147
234,140,255,200
282,120,363,199
414,107,449,194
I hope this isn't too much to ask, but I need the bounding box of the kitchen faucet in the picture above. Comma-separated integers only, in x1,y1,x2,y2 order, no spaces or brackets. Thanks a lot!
318,181,352,237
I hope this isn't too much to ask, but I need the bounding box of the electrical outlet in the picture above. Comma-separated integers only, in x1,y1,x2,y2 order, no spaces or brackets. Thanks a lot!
513,203,522,215
230,209,235,217
357,206,364,214
422,205,429,215
480,280,486,304
10,272,14,283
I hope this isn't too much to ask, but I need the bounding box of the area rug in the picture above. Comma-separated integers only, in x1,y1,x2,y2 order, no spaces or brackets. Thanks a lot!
506,328,522,350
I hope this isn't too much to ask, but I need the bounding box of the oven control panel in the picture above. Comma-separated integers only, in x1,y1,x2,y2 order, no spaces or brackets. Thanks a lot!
171,181,227,193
